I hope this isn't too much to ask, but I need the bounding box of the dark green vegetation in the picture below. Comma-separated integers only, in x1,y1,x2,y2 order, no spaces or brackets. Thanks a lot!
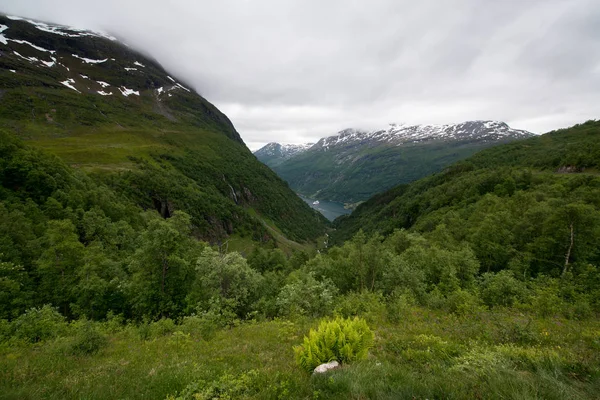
275,139,501,203
0,14,327,247
334,120,600,260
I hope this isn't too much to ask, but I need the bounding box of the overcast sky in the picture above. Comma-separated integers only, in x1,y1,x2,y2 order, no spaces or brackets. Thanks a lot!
1,0,599,150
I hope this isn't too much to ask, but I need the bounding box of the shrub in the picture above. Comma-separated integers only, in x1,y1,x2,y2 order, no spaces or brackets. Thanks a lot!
386,291,416,323
167,370,260,400
294,317,374,372
102,311,125,334
277,271,337,318
12,305,67,343
480,270,528,307
149,318,176,337
445,289,485,316
69,323,107,355
333,291,386,323
530,279,563,317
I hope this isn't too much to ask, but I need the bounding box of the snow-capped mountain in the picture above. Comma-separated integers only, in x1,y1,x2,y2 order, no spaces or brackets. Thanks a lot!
0,14,328,242
254,142,314,168
0,14,244,142
317,121,534,150
266,121,534,204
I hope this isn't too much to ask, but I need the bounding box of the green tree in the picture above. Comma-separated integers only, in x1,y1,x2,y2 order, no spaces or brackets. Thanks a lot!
37,219,84,316
188,247,261,319
129,212,198,319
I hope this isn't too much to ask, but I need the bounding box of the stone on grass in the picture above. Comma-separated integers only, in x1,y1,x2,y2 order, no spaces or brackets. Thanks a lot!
314,361,340,374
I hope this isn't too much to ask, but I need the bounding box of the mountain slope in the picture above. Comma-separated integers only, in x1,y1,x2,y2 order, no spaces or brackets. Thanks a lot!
254,142,314,168
0,14,327,245
268,121,534,203
332,120,600,274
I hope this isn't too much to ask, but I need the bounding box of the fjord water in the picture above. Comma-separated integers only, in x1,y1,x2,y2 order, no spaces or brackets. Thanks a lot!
299,194,352,221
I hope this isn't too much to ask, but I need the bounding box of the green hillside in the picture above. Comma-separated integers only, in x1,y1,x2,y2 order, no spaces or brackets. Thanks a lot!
0,15,327,245
275,139,499,202
333,120,600,276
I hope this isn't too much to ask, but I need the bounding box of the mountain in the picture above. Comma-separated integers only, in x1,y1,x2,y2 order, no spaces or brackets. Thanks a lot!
0,14,327,246
264,121,534,203
254,142,314,168
332,120,600,253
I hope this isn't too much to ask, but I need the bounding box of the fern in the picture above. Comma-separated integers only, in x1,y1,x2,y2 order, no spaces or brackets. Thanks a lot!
294,317,374,372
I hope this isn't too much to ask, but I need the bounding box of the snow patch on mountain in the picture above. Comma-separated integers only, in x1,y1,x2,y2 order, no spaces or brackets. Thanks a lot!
72,54,108,64
40,57,56,67
0,24,8,45
8,38,55,53
176,83,191,92
60,78,79,93
13,51,39,63
119,87,139,97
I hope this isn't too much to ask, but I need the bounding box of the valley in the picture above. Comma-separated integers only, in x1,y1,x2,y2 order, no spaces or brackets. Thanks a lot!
255,121,534,204
298,194,351,221
0,9,599,400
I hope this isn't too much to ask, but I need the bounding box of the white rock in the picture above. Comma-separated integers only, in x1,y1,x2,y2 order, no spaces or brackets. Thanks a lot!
313,361,339,374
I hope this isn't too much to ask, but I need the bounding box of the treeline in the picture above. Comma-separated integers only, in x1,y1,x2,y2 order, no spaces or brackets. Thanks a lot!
2,121,600,330
0,131,307,321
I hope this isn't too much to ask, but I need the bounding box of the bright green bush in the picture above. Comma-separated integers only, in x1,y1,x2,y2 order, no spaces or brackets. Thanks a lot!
294,317,374,372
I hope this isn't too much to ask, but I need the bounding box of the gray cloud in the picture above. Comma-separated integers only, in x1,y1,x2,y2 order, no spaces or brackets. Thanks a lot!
1,0,599,149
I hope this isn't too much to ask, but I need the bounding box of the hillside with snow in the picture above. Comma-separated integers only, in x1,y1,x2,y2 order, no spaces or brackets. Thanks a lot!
254,142,314,168
0,13,328,243
261,121,534,204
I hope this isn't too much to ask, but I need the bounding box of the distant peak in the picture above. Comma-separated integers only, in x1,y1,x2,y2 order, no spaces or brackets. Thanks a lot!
313,120,534,148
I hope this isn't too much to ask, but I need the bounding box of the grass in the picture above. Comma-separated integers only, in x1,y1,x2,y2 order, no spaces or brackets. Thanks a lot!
1,307,598,399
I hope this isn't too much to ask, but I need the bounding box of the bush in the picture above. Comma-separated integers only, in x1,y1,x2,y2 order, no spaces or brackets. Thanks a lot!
149,318,176,337
294,317,374,372
102,312,125,334
480,270,528,308
69,323,107,355
386,291,416,323
12,305,67,343
276,271,337,318
167,370,260,400
445,289,485,316
333,291,386,323
530,279,563,317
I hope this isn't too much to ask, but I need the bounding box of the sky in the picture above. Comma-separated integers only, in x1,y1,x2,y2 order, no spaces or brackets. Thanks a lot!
1,0,599,150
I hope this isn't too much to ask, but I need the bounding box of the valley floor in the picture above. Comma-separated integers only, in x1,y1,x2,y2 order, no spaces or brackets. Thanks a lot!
1,307,598,399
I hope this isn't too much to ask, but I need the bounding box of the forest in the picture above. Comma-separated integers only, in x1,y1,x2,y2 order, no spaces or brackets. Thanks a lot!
1,121,599,399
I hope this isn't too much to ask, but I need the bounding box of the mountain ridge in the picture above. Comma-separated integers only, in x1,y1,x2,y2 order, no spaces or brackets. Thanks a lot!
0,13,328,246
255,120,534,203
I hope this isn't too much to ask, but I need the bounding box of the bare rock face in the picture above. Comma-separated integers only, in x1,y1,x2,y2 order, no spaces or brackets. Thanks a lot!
314,360,339,374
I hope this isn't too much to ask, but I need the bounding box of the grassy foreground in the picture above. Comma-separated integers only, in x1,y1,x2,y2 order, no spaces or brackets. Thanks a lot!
1,307,598,399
